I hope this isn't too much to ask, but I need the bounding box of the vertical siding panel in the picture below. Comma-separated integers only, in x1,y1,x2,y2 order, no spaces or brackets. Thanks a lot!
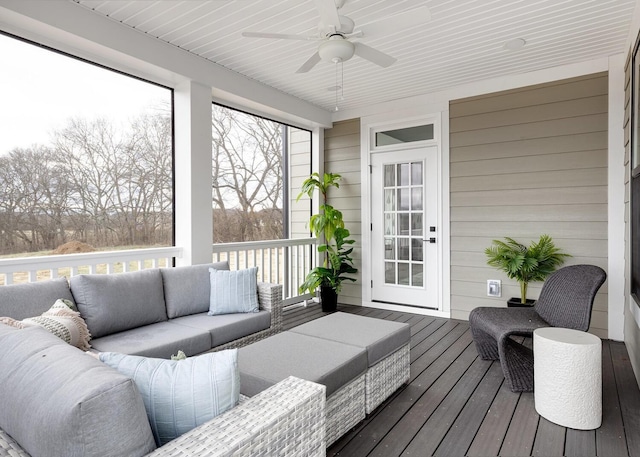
324,119,362,305
450,73,609,336
289,127,312,239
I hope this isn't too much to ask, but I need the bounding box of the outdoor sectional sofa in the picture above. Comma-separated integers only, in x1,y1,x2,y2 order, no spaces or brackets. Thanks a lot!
0,264,411,456
0,261,283,358
0,263,330,457
0,323,326,456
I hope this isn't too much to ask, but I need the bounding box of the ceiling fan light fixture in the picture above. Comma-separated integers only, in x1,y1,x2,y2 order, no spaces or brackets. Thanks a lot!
318,37,355,63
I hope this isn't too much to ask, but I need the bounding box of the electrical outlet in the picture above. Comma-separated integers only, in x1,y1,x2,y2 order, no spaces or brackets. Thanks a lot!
487,280,501,297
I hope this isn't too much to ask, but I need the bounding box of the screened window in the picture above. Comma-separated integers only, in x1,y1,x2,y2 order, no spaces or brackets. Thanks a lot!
0,33,173,257
211,104,311,243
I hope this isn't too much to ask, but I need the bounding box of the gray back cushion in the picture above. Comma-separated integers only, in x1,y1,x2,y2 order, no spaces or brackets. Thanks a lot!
0,324,156,457
70,269,167,338
0,278,74,320
161,261,229,318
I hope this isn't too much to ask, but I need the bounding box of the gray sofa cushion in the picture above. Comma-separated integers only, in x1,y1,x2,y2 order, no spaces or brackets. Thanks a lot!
238,331,367,397
171,310,271,347
90,321,212,358
70,269,167,338
0,324,156,457
289,312,411,366
161,261,230,318
0,278,74,320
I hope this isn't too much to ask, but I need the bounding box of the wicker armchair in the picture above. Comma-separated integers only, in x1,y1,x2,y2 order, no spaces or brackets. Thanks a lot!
469,264,607,392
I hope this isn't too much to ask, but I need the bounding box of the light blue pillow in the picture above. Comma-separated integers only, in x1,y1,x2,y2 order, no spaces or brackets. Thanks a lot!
208,267,259,315
99,349,239,446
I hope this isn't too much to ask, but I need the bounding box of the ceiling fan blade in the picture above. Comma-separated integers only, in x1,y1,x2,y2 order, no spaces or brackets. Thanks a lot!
313,0,341,31
354,43,396,68
358,5,431,38
296,52,322,73
242,31,318,41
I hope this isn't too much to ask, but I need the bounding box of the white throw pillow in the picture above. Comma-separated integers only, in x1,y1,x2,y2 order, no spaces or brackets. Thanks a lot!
99,349,240,446
208,267,259,315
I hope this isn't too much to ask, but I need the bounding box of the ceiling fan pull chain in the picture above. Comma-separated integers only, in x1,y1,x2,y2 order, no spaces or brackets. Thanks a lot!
341,60,344,101
334,61,339,111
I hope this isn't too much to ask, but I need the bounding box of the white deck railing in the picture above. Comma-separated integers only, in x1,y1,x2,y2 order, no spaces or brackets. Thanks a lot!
0,246,183,285
0,239,318,307
212,238,317,306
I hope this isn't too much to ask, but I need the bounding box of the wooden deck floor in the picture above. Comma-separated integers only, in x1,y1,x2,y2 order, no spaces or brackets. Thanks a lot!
282,303,640,457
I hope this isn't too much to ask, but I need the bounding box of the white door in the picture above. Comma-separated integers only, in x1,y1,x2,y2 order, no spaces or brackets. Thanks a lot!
371,147,439,309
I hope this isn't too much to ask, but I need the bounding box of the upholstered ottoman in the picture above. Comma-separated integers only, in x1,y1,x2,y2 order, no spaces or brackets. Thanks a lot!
238,331,367,446
290,312,411,413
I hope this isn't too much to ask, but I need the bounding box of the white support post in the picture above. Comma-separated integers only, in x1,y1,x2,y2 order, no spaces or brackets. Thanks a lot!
174,80,213,266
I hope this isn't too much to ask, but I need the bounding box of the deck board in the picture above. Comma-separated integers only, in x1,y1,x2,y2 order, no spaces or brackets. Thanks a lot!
281,303,640,456
597,340,628,456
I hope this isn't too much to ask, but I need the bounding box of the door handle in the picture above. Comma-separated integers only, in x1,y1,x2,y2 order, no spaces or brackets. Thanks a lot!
423,238,436,243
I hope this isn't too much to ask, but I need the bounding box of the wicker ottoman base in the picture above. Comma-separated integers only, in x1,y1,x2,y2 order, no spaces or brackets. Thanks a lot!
238,331,368,447
326,374,366,446
365,344,410,413
290,312,411,414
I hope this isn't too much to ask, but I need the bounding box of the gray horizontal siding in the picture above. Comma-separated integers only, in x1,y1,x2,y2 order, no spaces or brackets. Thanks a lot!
450,73,609,337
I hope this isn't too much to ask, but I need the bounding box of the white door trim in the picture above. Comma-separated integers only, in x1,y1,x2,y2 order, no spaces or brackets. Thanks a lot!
360,111,451,318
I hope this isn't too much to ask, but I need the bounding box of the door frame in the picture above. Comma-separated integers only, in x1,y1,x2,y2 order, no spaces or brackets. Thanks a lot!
360,111,450,318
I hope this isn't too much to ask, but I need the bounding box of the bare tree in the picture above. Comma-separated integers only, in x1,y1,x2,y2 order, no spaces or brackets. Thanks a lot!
211,105,284,242
0,147,70,253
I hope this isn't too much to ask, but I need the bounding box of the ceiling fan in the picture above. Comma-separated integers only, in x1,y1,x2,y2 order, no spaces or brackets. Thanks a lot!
241,0,431,73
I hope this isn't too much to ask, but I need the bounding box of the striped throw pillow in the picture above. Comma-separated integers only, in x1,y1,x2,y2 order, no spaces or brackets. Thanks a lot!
99,349,239,446
0,299,91,350
208,267,259,315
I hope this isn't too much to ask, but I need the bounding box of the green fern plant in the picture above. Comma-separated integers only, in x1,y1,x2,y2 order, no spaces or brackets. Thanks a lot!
485,234,570,303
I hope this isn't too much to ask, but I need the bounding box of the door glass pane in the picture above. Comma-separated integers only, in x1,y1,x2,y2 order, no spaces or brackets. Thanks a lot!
379,158,427,291
411,238,423,261
384,189,395,211
412,213,423,236
412,188,423,210
411,162,423,185
384,238,395,260
398,263,410,285
412,264,423,287
398,163,410,186
398,189,410,210
385,262,396,284
384,164,395,187
384,213,395,235
398,238,410,261
398,213,410,235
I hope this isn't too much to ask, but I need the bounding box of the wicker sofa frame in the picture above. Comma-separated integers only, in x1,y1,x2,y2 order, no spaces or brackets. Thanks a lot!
0,376,326,457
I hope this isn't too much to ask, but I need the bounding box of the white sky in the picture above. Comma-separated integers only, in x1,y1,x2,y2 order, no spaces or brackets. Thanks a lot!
0,34,170,154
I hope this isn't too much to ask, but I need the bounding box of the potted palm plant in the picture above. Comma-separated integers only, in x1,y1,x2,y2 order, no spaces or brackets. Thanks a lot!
485,234,570,307
297,172,358,312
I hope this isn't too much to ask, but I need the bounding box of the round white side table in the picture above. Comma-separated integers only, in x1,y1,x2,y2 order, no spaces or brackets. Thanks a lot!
533,327,602,430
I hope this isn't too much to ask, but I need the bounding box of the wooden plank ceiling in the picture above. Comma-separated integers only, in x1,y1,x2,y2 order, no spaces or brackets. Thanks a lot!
73,0,635,113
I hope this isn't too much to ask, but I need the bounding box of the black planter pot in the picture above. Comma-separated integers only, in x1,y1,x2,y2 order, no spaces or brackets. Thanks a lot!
320,286,338,312
507,297,535,308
